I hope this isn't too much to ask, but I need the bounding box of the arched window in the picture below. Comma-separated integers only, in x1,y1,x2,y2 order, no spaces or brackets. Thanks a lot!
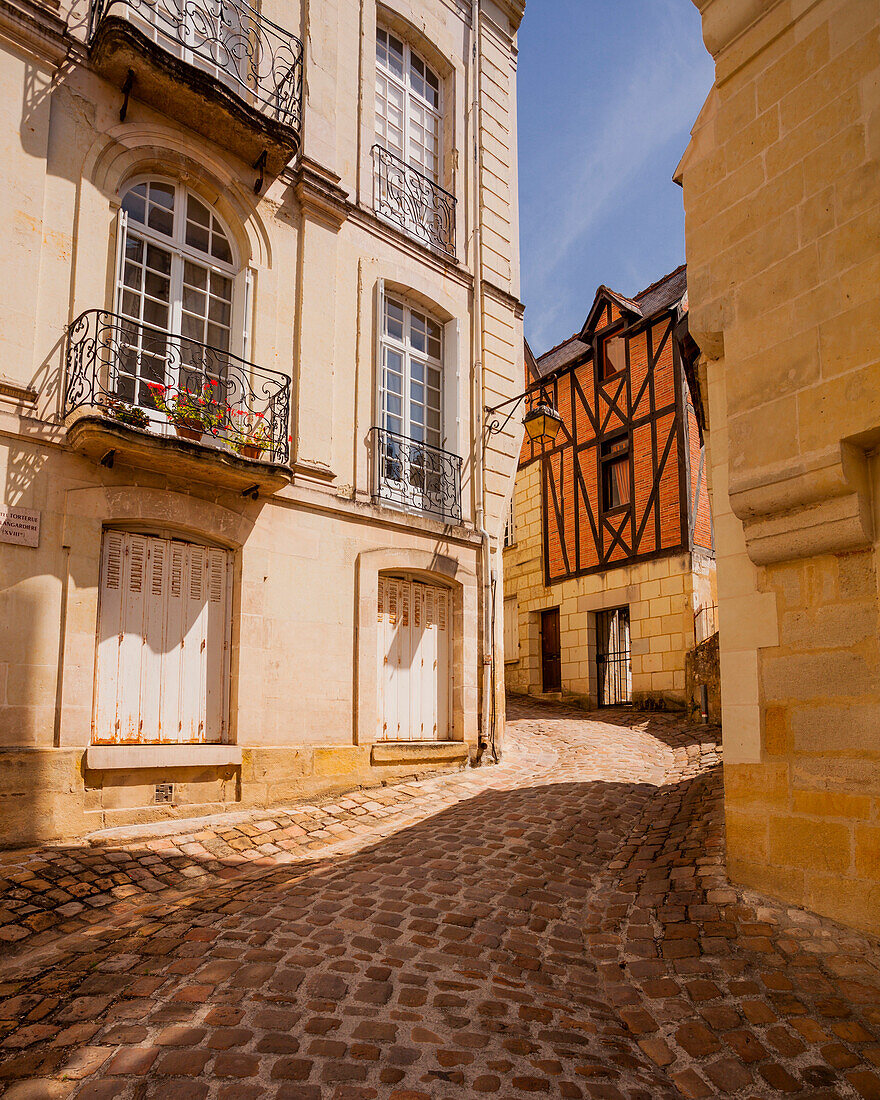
114,180,241,411
375,29,441,183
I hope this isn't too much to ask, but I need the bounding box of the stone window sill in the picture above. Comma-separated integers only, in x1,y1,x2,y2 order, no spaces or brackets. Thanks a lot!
370,741,468,766
85,744,242,771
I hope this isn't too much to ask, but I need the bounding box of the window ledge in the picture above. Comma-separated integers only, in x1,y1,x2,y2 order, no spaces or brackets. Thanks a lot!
86,744,242,771
370,741,469,766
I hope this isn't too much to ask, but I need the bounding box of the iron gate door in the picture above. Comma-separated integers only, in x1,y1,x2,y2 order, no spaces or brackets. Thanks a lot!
596,607,632,706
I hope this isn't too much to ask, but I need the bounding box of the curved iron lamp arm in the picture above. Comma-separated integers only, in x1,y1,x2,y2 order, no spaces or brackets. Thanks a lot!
485,386,555,436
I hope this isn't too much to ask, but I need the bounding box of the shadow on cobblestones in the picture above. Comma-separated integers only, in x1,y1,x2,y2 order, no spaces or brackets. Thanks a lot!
1,701,879,1099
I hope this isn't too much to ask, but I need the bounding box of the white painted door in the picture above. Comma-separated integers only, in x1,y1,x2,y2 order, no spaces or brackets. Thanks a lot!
95,530,230,744
378,576,450,741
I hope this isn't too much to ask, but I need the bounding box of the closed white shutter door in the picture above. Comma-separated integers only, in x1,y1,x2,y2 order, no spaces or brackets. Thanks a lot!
95,531,230,744
377,576,450,741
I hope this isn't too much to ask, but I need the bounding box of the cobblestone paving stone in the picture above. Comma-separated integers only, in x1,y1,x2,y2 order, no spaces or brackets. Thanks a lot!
1,697,880,1098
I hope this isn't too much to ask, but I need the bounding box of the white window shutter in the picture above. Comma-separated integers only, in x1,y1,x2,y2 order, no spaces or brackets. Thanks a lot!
112,209,128,315
95,531,126,743
443,317,461,459
96,533,230,747
242,267,253,360
375,276,385,421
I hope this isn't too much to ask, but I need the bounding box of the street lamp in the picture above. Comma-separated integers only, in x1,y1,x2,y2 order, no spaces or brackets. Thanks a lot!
485,388,564,444
523,401,563,444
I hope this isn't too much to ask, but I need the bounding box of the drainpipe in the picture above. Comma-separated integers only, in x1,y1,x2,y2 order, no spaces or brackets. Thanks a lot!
470,0,497,763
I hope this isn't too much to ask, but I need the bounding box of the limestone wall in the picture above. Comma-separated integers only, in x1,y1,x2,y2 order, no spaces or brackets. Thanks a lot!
0,0,525,842
681,0,880,933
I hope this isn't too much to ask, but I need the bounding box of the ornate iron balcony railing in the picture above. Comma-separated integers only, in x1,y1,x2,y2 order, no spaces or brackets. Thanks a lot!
89,0,303,132
372,145,456,258
371,426,461,523
66,309,291,464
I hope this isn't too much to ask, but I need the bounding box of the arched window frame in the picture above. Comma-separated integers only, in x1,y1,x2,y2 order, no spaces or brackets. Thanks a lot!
372,279,463,522
113,177,251,413
375,27,443,185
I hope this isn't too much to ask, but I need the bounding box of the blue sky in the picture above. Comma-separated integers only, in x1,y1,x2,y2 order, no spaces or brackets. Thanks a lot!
516,0,714,353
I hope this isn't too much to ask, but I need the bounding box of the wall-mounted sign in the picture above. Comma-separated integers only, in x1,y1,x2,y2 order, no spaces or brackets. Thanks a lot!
0,506,40,547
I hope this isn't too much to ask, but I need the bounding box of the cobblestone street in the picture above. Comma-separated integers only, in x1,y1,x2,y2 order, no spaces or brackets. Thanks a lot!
2,698,880,1099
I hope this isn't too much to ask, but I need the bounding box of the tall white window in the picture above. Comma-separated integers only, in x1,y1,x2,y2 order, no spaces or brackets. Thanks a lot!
381,295,443,449
115,180,240,410
375,29,441,182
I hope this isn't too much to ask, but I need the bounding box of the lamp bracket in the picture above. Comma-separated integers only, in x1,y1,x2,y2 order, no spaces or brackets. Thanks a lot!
484,385,553,437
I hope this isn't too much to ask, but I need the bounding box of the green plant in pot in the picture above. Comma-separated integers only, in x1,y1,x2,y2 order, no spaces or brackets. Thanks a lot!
146,381,227,441
230,410,272,460
106,397,149,428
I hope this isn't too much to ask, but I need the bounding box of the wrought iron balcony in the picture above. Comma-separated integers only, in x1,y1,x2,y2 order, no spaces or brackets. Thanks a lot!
371,426,462,523
88,0,303,167
66,309,291,466
372,145,456,259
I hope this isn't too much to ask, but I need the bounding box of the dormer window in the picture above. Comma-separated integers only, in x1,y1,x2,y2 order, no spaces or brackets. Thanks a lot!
601,332,626,379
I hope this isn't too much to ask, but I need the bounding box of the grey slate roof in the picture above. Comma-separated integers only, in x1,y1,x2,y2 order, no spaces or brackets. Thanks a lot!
633,263,687,317
533,265,687,382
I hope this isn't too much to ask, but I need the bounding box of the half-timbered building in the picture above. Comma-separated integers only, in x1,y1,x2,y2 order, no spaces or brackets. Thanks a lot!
504,266,716,709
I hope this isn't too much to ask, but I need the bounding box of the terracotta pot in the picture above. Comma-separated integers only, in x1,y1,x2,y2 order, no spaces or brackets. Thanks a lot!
237,443,263,460
175,420,203,442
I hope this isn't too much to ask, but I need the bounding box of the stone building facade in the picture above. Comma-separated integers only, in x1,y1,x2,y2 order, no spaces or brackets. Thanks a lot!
679,0,880,934
0,0,525,844
504,269,716,712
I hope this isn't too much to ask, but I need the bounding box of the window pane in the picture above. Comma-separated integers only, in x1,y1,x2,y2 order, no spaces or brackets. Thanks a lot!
211,234,232,264
123,261,142,289
187,195,211,227
181,312,204,341
208,297,231,326
148,203,174,237
150,182,174,209
125,235,144,264
146,245,172,276
182,285,206,315
186,222,210,254
143,298,170,330
384,299,404,340
121,186,147,225
120,290,141,319
210,272,232,300
206,323,229,350
144,273,170,305
184,261,207,290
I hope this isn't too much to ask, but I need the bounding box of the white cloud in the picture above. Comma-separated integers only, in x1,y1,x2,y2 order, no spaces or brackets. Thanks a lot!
520,3,713,350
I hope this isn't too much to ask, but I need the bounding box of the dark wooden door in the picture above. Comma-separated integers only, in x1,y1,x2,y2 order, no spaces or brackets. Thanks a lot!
540,608,561,693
